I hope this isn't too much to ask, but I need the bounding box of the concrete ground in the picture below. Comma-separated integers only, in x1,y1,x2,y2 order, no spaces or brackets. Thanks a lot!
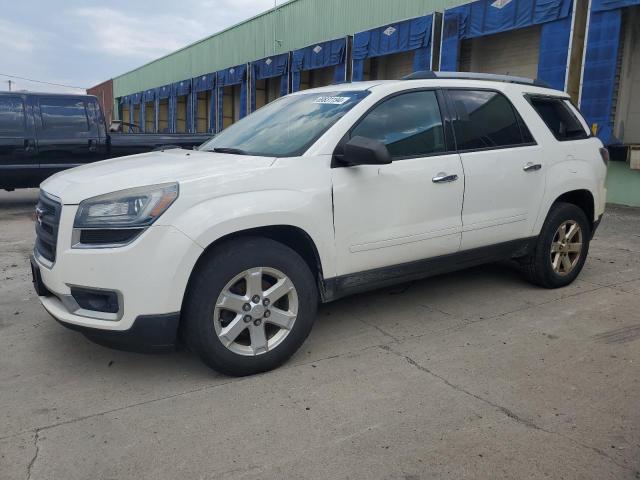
1,188,639,480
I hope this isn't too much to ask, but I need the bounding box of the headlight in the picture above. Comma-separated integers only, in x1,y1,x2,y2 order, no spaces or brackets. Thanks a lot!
74,183,178,229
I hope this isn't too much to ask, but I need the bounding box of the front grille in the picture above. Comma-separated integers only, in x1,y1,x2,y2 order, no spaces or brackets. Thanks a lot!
35,192,62,263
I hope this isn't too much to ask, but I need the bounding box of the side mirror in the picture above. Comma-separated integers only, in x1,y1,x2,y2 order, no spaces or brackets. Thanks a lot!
341,136,392,167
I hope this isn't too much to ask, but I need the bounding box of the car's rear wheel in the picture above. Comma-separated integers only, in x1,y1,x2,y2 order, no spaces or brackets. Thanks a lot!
183,237,318,376
522,202,591,288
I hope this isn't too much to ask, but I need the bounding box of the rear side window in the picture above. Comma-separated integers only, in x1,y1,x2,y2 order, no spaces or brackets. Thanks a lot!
350,90,446,159
0,96,25,135
40,98,89,131
528,96,589,141
448,90,531,151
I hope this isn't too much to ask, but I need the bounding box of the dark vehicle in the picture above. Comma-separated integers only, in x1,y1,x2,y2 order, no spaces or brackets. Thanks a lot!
0,92,212,191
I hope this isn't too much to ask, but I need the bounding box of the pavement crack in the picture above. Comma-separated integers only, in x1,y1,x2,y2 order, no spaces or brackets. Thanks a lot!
357,317,398,341
0,347,383,443
26,429,40,480
379,344,542,431
380,344,638,474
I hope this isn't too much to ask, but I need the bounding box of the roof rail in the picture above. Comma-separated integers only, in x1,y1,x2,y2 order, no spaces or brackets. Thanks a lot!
402,71,550,88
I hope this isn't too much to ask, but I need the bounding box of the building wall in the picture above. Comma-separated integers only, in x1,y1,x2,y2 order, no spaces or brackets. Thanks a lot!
113,0,466,98
614,6,640,145
87,79,114,124
606,161,640,206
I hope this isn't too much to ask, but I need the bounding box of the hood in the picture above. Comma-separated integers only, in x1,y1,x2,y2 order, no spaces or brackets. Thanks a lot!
41,149,275,204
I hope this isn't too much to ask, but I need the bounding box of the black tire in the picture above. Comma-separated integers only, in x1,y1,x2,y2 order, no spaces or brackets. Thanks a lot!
183,236,318,376
521,202,591,288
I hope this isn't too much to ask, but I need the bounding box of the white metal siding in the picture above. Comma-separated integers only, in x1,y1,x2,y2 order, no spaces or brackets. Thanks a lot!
459,25,541,78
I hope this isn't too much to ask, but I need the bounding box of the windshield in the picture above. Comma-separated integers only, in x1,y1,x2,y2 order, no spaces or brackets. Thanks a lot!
199,90,370,157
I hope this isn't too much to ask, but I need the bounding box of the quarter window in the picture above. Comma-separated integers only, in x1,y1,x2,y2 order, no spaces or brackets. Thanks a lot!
448,90,530,151
40,98,89,131
351,90,446,159
529,97,589,141
0,97,25,135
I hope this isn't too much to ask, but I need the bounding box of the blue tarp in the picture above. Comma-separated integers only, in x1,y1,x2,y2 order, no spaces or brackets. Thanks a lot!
593,0,640,11
193,73,215,92
352,15,433,81
580,8,625,144
216,64,248,132
581,0,640,143
173,79,191,96
142,89,155,102
440,0,573,90
156,84,172,100
291,38,347,92
192,73,216,133
250,53,289,112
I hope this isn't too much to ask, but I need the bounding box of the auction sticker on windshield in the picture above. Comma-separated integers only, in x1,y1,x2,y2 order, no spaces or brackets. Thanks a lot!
313,96,350,105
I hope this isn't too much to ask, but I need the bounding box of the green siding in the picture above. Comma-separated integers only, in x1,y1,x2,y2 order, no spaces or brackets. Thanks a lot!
606,161,640,207
113,0,466,98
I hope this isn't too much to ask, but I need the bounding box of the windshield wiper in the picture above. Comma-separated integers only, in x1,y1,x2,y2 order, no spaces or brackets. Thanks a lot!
212,147,247,155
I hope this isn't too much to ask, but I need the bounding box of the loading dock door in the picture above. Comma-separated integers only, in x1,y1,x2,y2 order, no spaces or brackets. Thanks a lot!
352,14,434,81
250,53,289,112
299,66,336,91
614,6,640,144
158,99,169,132
291,38,347,92
440,0,574,91
255,78,280,110
176,96,187,133
196,91,212,133
145,102,155,132
368,51,415,80
133,105,141,128
121,103,130,131
216,65,248,132
459,25,541,78
222,85,241,130
193,73,215,133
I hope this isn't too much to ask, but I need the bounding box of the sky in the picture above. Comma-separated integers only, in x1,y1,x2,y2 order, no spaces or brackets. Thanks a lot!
1,0,278,94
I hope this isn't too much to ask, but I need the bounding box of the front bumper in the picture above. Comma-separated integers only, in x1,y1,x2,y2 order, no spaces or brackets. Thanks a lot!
32,205,203,349
54,312,181,353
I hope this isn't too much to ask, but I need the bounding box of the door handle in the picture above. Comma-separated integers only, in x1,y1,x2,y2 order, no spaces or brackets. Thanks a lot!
523,162,542,172
88,139,97,152
23,139,35,153
432,173,459,184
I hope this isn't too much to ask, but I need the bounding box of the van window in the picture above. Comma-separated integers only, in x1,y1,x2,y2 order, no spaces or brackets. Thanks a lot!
448,90,530,151
0,97,25,135
40,98,89,131
529,97,589,141
351,90,446,159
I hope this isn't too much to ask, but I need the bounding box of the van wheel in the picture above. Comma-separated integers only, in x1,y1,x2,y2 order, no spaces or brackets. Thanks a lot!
183,237,318,376
522,202,591,288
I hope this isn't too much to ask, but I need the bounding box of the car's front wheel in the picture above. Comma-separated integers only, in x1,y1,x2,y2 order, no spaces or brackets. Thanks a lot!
183,237,318,376
522,202,591,288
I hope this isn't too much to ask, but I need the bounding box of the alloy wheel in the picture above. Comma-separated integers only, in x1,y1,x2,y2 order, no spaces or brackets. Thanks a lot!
550,220,583,276
213,267,298,356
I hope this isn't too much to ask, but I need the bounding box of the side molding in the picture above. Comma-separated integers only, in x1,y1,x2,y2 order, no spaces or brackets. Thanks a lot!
322,237,536,302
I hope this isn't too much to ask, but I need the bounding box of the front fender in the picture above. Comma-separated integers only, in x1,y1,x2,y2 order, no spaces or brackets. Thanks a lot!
170,189,336,278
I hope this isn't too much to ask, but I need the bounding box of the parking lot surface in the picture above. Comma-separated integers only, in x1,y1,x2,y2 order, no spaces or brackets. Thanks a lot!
1,188,639,480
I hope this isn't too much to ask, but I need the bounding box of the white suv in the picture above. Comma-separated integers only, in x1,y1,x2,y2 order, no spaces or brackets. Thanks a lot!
31,73,607,376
